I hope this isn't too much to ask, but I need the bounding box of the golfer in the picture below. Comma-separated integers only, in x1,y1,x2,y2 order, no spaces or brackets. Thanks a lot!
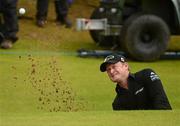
100,54,172,110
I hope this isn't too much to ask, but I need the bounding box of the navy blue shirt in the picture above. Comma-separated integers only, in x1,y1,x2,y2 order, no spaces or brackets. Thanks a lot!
112,69,172,110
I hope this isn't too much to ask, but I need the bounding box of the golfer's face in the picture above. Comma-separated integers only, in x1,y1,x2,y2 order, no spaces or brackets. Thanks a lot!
106,62,128,83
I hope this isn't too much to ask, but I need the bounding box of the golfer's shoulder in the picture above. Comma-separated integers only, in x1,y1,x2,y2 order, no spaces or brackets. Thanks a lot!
135,68,157,79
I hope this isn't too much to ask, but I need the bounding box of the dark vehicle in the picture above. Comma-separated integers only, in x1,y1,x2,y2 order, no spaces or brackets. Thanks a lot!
77,0,180,61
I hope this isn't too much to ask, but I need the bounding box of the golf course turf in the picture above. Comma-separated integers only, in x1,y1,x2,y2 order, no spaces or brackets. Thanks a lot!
1,0,180,125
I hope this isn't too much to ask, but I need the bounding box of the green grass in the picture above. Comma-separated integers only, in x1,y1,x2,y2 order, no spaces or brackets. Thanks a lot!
1,0,180,125
1,52,180,125
1,111,180,126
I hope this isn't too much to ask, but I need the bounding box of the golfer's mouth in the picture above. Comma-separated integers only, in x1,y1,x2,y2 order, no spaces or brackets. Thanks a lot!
110,73,118,78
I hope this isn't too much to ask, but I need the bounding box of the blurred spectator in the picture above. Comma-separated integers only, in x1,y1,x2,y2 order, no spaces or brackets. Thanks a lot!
0,0,19,49
36,0,72,28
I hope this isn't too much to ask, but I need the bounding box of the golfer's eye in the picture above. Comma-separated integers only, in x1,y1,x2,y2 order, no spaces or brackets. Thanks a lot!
112,65,118,69
106,67,112,72
107,66,115,72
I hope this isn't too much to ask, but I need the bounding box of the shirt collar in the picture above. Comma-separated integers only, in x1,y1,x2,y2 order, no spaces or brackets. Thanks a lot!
115,73,136,93
129,73,135,79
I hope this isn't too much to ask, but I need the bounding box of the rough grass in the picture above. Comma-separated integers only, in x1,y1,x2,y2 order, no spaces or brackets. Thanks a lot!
16,0,180,51
0,1,180,126
16,0,104,52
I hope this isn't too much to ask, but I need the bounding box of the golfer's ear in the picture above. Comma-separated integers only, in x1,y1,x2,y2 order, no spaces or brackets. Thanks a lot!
124,62,129,68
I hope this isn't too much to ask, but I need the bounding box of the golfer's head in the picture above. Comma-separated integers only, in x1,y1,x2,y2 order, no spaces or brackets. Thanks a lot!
100,54,129,83
100,54,126,72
